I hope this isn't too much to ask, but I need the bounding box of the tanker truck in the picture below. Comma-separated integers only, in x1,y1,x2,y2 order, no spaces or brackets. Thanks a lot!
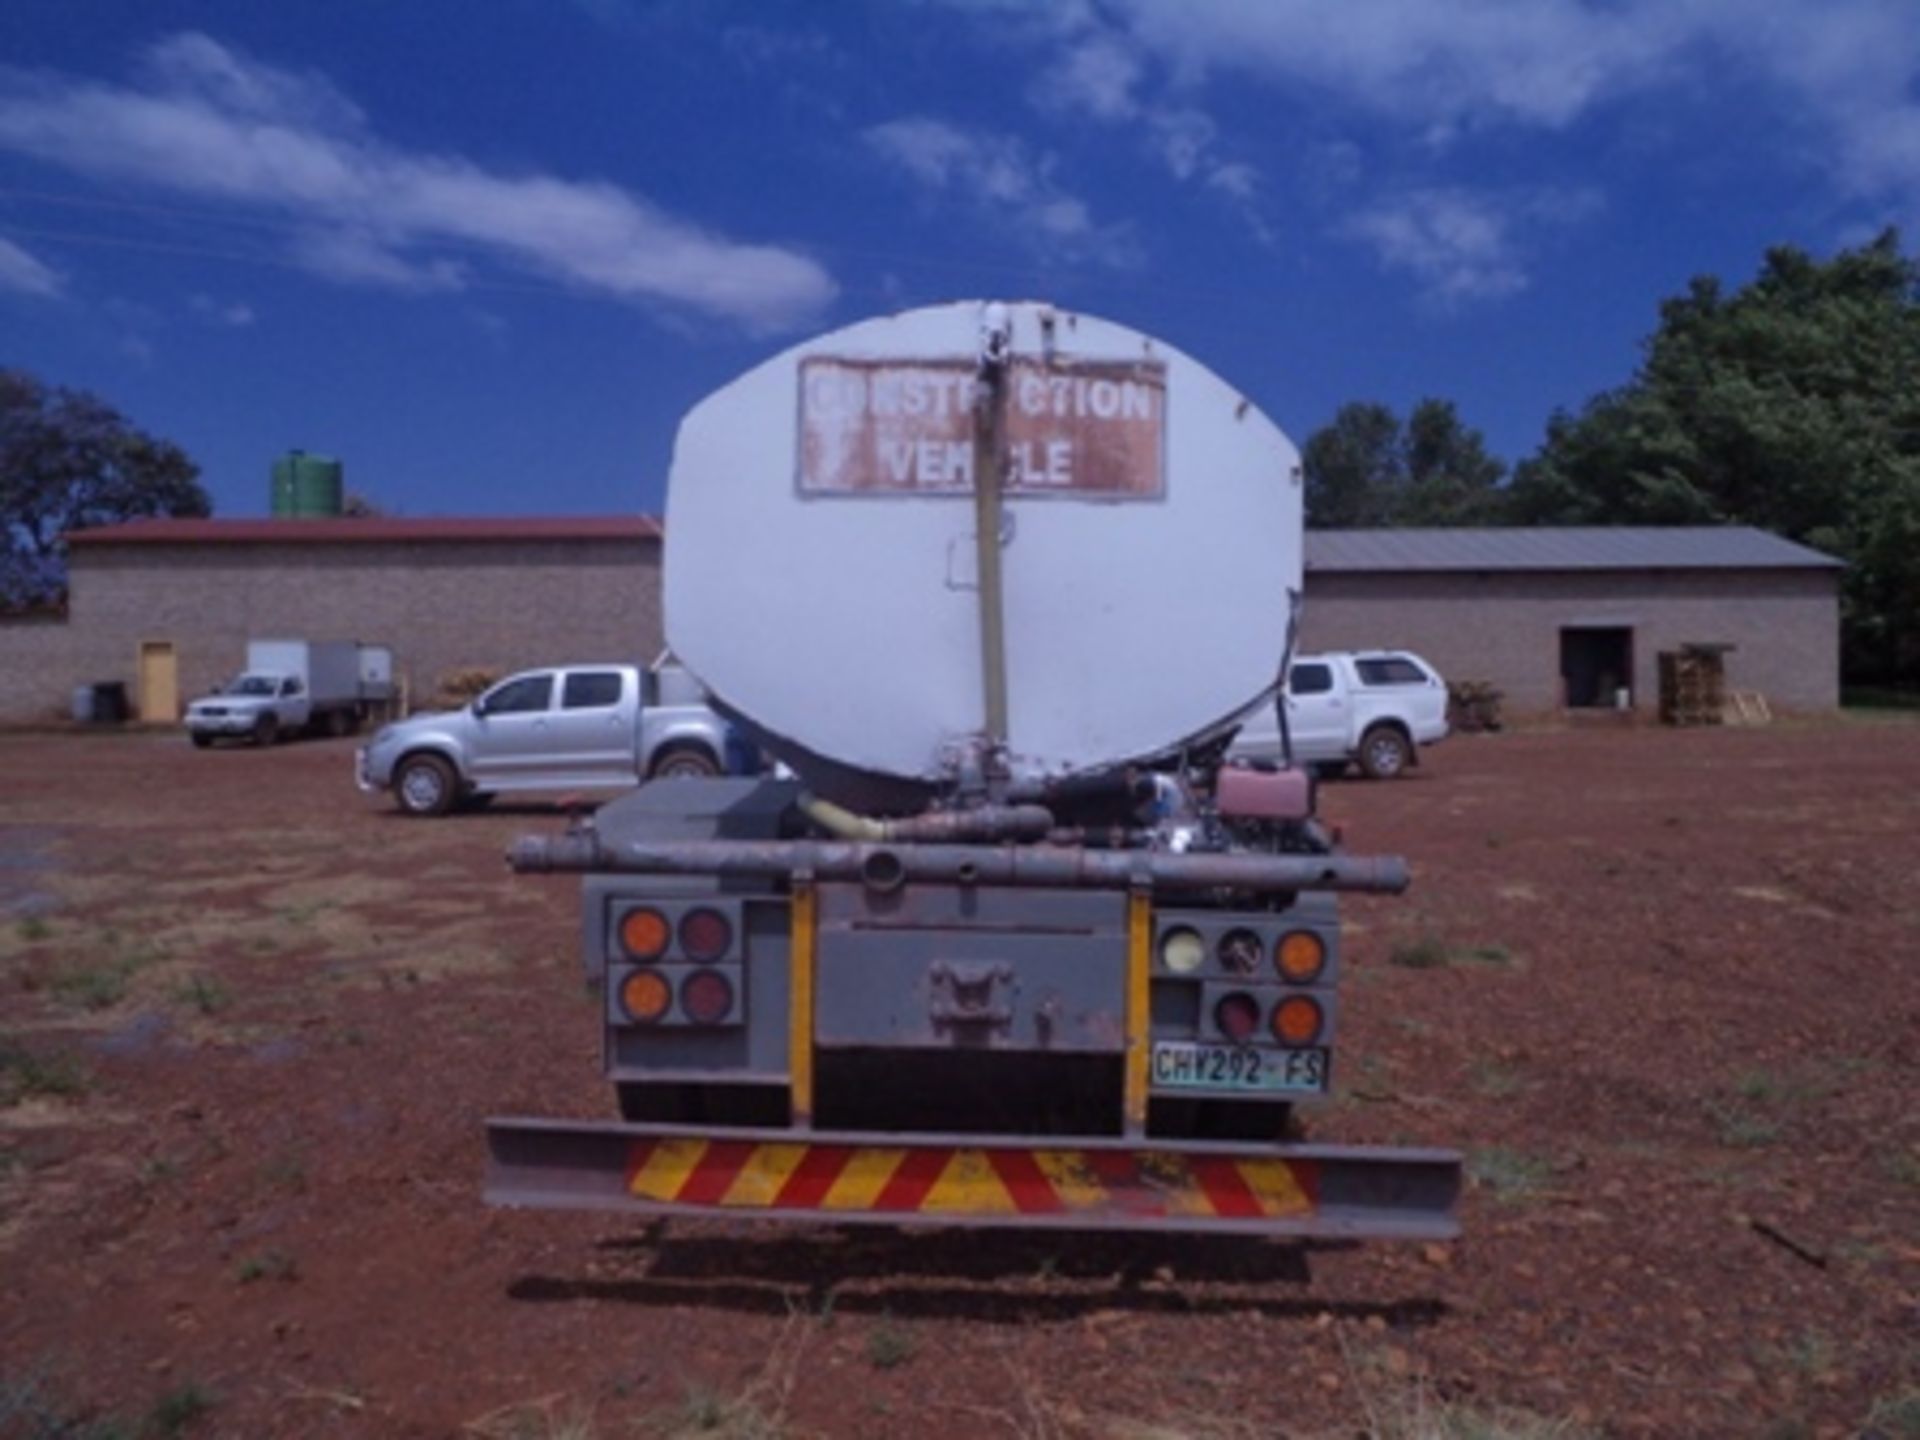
488,302,1461,1240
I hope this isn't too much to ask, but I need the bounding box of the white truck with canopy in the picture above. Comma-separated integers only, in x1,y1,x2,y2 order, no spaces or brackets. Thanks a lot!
186,639,379,746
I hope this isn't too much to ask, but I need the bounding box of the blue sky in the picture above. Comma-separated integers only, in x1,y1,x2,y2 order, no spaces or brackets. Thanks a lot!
3,0,1917,519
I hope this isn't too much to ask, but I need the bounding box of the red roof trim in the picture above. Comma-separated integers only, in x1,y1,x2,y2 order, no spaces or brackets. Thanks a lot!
66,515,662,546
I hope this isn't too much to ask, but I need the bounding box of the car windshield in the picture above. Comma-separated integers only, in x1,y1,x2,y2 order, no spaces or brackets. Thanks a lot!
225,674,277,696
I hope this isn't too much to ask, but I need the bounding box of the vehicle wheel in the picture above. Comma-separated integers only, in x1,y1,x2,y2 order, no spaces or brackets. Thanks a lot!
650,744,721,779
1358,725,1412,780
190,733,212,750
394,754,458,816
253,715,279,747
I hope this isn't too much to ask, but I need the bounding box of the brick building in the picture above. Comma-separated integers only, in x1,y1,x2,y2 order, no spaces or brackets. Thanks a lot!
1298,527,1843,713
0,519,1840,724
0,517,662,723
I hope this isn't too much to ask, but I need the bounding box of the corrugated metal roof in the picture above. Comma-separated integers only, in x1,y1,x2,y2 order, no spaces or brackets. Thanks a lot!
1305,526,1842,572
67,515,662,546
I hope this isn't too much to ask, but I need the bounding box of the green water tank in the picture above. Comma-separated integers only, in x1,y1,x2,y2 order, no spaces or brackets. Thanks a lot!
271,451,345,518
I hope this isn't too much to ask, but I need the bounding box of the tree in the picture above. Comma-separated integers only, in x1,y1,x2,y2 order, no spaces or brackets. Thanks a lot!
1302,399,1506,527
0,370,209,611
1508,229,1920,684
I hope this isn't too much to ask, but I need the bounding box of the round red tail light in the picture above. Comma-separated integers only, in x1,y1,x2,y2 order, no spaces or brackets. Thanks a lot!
678,907,734,962
1272,995,1324,1047
680,970,734,1026
620,907,671,962
1214,991,1260,1042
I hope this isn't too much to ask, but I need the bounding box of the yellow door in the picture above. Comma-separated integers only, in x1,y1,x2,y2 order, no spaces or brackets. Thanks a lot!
138,641,178,723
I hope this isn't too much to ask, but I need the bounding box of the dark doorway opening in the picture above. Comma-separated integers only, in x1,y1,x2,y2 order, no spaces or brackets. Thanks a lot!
1561,627,1633,708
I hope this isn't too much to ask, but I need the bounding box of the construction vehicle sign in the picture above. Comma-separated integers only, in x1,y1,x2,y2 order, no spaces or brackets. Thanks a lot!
797,356,1165,498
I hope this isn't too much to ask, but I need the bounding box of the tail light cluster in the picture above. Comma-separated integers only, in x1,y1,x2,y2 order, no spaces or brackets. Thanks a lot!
1157,918,1333,1049
610,900,744,1028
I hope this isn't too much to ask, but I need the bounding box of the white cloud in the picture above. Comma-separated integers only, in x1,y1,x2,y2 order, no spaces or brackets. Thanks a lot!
0,236,61,297
189,292,256,326
0,33,835,331
864,116,1136,262
1346,186,1601,307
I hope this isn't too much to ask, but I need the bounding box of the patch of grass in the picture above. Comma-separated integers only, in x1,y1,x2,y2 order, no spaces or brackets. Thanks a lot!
1865,1387,1920,1438
1471,1062,1527,1099
172,975,229,1016
1882,1150,1920,1188
1734,1066,1834,1106
0,1371,133,1439
234,1248,297,1284
258,1151,307,1193
50,956,139,1011
1467,1147,1554,1204
1708,1103,1783,1149
666,1386,785,1440
865,1318,915,1371
1388,936,1450,970
15,915,52,942
1387,936,1516,971
144,1383,213,1436
0,1038,89,1105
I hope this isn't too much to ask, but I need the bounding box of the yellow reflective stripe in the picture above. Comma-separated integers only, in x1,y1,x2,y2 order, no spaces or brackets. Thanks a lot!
921,1148,1017,1214
1234,1157,1313,1217
628,1138,708,1202
819,1148,906,1210
720,1143,810,1208
1124,890,1151,1135
1031,1149,1109,1211
1137,1149,1213,1217
789,883,816,1126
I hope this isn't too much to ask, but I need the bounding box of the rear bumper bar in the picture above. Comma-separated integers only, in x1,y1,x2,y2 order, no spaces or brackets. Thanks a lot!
485,1118,1461,1240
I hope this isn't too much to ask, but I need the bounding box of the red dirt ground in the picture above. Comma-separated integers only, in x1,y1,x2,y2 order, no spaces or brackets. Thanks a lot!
1,722,1916,1438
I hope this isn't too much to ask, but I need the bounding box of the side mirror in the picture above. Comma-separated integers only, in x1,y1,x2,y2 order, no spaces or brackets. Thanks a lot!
471,697,488,718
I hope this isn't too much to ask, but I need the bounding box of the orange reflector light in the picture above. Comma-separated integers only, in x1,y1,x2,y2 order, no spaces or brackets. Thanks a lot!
680,970,734,1026
1275,930,1327,983
1272,995,1323,1047
620,969,671,1024
678,907,734,963
620,907,671,961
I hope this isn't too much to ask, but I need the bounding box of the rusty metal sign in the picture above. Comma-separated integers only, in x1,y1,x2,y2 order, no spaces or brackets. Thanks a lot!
798,357,1166,499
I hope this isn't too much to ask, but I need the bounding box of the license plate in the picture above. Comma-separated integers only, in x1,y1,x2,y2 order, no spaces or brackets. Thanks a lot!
1150,1041,1328,1095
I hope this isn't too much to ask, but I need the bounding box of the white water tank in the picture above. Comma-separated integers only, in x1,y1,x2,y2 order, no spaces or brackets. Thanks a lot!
665,301,1302,801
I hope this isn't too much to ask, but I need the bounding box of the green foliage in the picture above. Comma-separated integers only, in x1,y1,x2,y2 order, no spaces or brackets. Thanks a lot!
1510,229,1920,684
0,368,208,612
0,1038,89,1104
1304,399,1506,527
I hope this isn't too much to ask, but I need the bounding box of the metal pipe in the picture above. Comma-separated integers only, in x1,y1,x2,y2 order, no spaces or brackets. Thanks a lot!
799,793,1054,845
508,834,1410,895
973,306,1011,747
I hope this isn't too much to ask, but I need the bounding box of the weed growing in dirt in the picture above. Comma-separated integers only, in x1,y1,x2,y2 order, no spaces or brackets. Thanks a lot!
667,1385,786,1439
145,1383,213,1436
865,1318,916,1370
1865,1387,1920,1437
1708,1104,1782,1149
1471,1062,1528,1099
0,1370,132,1439
464,1396,599,1439
1882,1150,1920,1188
1389,936,1450,970
0,1038,88,1105
234,1249,297,1284
1389,937,1516,971
1467,1148,1554,1204
258,1151,307,1193
51,956,140,1011
15,916,52,942
172,975,229,1015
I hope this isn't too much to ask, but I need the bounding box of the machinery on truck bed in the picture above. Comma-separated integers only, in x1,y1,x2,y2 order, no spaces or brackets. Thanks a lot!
487,302,1461,1239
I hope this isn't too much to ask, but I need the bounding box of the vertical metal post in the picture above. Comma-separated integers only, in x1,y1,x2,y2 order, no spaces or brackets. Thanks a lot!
788,883,817,1129
973,343,1010,746
1123,888,1152,1137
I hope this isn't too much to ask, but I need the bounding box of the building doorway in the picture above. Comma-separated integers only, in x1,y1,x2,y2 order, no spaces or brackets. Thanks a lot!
1560,627,1633,709
138,640,179,723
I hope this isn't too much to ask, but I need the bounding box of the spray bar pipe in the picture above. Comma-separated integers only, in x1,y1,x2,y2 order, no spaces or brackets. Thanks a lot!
508,834,1410,896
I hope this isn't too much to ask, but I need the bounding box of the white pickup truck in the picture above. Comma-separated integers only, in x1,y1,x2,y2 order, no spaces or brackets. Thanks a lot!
355,662,740,816
1229,650,1450,778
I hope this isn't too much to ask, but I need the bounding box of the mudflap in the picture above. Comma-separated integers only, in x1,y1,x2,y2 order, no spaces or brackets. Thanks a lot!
484,1118,1462,1240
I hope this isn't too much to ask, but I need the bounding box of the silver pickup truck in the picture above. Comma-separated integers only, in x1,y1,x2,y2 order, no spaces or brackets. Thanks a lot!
356,663,737,816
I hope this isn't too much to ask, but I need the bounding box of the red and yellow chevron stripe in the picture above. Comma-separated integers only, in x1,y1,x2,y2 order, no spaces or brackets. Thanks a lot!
624,1138,1317,1220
